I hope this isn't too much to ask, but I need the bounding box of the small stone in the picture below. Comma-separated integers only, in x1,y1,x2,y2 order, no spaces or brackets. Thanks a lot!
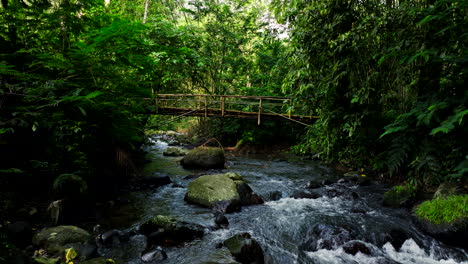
342,241,371,255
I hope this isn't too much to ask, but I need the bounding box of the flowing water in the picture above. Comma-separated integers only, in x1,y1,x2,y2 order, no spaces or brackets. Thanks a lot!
99,136,468,264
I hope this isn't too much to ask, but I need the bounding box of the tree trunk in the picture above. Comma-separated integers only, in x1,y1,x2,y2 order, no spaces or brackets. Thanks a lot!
143,0,149,23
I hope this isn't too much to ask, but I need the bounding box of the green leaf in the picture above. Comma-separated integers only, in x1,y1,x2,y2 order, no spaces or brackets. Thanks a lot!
78,106,87,116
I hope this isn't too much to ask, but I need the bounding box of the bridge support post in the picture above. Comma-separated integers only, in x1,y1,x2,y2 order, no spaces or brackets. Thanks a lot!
258,98,262,125
221,96,225,117
204,96,208,118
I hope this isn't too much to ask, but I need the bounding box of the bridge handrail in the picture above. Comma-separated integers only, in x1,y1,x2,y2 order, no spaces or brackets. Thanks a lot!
155,93,291,101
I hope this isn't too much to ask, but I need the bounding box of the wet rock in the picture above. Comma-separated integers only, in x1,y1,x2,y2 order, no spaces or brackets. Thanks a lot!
291,190,321,199
139,174,172,187
163,147,187,157
382,185,416,208
224,233,264,264
33,225,91,256
300,224,354,251
99,234,147,262
337,178,348,184
350,208,367,214
141,248,168,263
214,213,229,228
139,215,204,246
236,181,264,206
306,180,321,189
306,179,334,189
98,229,124,247
342,241,371,255
326,188,344,198
7,221,33,248
212,200,241,214
185,173,263,213
384,229,409,251
351,192,360,199
265,191,283,201
180,147,225,169
433,182,465,199
413,213,468,250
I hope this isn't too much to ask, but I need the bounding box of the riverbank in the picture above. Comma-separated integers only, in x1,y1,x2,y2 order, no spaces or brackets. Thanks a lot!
2,133,467,264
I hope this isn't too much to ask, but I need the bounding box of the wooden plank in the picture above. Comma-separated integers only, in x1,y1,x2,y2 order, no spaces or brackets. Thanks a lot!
153,107,318,121
156,94,291,100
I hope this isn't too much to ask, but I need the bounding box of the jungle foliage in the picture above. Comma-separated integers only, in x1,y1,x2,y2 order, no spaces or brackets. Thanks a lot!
273,0,467,186
0,0,466,221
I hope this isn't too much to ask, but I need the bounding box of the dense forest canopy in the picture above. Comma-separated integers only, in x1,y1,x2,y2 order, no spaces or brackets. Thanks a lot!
0,0,466,229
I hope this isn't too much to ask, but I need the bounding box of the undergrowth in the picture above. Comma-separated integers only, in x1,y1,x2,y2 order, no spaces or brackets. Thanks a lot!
415,195,468,225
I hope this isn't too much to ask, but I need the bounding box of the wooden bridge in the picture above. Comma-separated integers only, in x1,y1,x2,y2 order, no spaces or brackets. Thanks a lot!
147,94,318,125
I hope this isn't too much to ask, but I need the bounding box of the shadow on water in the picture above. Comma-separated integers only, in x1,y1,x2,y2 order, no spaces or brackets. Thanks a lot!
98,135,468,264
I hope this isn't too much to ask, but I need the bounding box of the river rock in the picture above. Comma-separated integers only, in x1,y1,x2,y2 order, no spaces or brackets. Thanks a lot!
223,233,264,264
180,147,225,169
265,191,283,201
185,173,263,213
140,174,172,187
300,224,355,251
342,241,371,255
141,248,168,263
214,213,229,228
163,147,187,157
97,229,124,247
380,229,410,251
139,215,204,246
33,225,91,256
433,182,465,199
306,179,334,189
291,190,321,199
413,213,468,250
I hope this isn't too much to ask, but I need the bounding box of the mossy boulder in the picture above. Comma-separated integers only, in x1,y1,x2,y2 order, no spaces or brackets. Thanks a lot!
223,233,264,264
185,173,263,213
32,225,91,256
382,184,417,208
414,195,468,250
139,215,204,246
163,147,187,157
433,182,465,199
180,147,225,169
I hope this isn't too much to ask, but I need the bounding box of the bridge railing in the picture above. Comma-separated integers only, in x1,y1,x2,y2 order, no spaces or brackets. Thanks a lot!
151,94,316,124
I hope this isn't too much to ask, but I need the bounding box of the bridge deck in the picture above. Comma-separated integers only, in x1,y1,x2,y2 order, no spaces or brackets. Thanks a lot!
148,94,318,124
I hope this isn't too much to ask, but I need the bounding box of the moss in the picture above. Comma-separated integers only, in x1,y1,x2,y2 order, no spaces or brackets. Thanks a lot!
185,174,240,207
383,184,417,207
415,195,468,225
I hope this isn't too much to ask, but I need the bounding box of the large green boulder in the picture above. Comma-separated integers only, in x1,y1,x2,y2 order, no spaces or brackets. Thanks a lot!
382,184,417,208
180,147,225,169
185,173,263,213
32,225,91,255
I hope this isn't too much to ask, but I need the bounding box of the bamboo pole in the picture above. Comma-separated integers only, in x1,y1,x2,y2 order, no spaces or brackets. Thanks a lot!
155,94,159,113
221,96,225,117
258,98,263,125
204,96,207,117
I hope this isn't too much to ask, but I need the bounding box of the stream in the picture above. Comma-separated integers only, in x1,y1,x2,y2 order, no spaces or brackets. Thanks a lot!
98,135,468,264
